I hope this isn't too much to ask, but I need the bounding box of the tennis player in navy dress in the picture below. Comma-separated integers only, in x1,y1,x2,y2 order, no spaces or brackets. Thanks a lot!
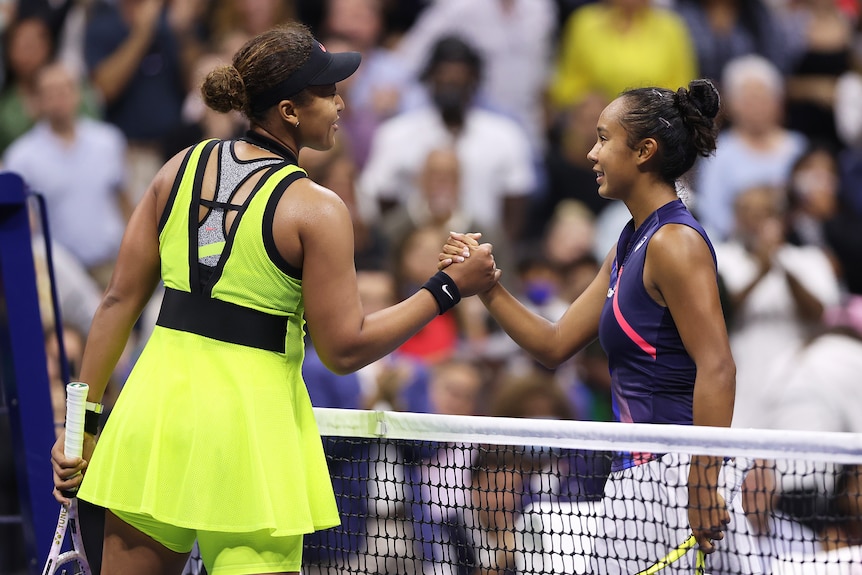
441,79,763,574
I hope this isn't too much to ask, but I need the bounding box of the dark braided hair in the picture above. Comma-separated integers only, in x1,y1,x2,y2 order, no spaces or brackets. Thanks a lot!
618,79,721,185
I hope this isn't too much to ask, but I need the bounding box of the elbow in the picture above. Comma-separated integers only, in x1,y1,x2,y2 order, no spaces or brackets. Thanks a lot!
325,360,360,377
317,348,366,376
707,355,737,395
532,347,569,370
98,289,127,314
534,354,563,370
533,331,577,369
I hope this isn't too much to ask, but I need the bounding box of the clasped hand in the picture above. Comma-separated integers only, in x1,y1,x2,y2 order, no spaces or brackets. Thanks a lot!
437,232,501,296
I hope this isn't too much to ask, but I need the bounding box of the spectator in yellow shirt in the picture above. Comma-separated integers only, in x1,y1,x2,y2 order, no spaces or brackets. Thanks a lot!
549,0,697,112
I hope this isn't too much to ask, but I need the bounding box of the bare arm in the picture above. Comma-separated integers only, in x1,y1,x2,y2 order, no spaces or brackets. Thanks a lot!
77,163,171,403
646,224,736,553
283,182,498,375
52,150,173,502
783,265,825,322
91,0,164,104
476,245,614,368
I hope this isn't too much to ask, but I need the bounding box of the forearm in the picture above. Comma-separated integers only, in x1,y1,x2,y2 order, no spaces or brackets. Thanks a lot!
689,362,735,489
692,359,735,429
92,26,158,103
784,270,824,321
312,289,439,375
785,75,836,108
79,296,149,403
729,266,767,310
479,283,564,367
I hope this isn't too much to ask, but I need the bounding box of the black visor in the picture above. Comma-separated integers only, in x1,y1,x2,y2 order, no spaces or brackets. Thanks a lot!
251,41,361,114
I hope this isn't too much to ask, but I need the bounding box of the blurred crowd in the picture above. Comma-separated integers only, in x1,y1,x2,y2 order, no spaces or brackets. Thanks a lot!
2,0,862,571
4,0,859,434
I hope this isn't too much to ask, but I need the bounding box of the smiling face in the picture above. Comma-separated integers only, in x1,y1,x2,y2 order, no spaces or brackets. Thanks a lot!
586,98,641,200
294,84,345,151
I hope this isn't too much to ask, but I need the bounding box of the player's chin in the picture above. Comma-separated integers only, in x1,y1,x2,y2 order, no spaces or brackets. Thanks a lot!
308,132,338,152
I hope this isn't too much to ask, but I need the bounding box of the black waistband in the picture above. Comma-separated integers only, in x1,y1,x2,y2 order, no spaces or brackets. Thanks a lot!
156,288,287,353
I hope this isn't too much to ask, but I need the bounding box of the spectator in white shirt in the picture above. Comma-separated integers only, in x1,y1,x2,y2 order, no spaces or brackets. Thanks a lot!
393,0,556,154
714,185,841,429
4,61,129,288
359,35,536,241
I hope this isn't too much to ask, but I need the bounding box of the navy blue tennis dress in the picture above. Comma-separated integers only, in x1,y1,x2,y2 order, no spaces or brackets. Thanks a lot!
598,199,715,469
592,199,762,575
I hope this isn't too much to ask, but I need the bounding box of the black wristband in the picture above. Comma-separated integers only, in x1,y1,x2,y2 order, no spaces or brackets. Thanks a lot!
84,408,101,436
421,271,461,315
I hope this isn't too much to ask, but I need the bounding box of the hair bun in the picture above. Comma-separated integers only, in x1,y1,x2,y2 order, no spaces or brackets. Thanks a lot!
201,64,247,114
684,79,720,120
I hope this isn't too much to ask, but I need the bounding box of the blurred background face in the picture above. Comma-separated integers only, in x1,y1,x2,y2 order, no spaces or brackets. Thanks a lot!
236,0,284,36
419,148,461,220
324,0,382,50
7,18,52,80
428,61,477,124
429,361,483,416
733,186,785,239
727,77,782,134
791,150,839,219
543,201,596,268
37,65,80,126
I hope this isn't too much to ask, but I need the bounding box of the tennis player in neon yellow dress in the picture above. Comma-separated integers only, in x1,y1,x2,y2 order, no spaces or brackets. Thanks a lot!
51,23,500,575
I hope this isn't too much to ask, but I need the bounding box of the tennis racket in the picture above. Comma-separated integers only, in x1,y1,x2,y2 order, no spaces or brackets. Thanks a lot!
42,382,93,575
635,456,754,575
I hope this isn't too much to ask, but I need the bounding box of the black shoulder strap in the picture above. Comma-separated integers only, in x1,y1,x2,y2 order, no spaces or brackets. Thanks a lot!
186,140,221,294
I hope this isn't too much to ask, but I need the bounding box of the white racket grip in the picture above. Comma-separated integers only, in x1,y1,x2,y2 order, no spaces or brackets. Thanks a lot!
64,382,89,459
720,456,754,504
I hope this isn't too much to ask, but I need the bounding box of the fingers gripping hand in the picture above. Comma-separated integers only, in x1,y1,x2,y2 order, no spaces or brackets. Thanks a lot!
51,430,93,505
689,490,730,554
445,242,501,297
438,232,483,269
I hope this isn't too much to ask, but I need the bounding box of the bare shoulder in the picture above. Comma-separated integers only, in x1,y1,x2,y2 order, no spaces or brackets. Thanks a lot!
277,176,351,226
152,146,193,192
649,223,714,270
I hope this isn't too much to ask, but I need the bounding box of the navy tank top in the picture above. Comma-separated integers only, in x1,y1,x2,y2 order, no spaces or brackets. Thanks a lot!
598,200,717,471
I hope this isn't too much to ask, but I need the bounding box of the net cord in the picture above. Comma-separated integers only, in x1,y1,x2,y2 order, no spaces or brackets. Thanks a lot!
313,408,862,465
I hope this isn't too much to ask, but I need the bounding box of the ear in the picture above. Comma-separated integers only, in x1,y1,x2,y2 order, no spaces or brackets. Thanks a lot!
276,100,299,126
634,138,659,166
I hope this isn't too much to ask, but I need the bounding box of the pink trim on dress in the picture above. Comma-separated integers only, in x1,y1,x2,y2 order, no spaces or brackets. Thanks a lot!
612,266,657,360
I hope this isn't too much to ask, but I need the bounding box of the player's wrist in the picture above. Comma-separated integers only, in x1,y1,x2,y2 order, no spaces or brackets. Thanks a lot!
421,270,461,315
84,401,103,436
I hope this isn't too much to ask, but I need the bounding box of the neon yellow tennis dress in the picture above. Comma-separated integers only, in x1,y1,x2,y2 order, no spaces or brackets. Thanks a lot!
78,138,339,536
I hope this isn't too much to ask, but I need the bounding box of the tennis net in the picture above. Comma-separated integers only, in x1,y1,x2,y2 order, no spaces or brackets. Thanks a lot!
302,408,862,575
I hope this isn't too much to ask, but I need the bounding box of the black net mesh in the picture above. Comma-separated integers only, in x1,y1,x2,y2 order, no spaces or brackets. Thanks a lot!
180,411,862,575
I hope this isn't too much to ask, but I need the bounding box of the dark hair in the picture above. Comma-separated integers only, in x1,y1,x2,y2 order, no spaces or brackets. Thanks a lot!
618,79,721,184
420,35,482,81
201,22,315,122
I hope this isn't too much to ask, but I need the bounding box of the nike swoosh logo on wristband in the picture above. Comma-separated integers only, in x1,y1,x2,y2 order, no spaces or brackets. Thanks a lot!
442,284,454,300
